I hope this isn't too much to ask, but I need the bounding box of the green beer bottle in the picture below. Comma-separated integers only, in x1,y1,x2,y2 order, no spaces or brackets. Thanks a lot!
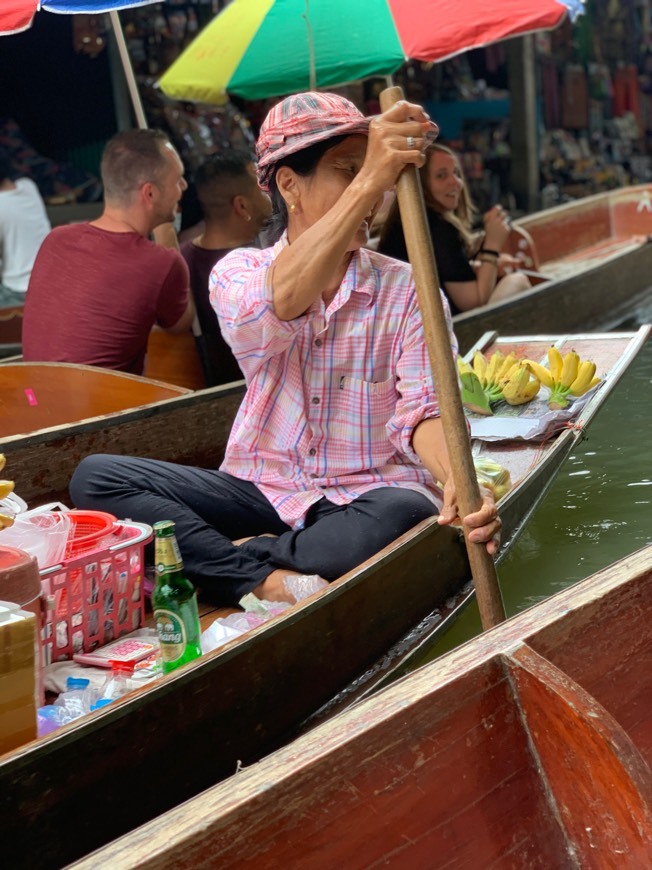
152,520,202,674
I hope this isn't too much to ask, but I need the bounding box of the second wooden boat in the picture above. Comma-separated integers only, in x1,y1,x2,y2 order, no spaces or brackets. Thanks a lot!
453,184,652,351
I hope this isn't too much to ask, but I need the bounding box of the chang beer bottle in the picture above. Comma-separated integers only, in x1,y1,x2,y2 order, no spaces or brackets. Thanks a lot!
152,520,202,674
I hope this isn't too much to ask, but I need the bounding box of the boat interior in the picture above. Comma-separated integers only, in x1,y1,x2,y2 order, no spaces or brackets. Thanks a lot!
517,184,652,281
0,362,189,437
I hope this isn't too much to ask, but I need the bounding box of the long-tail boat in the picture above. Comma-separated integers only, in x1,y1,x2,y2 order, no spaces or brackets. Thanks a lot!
0,327,649,868
453,184,652,351
73,544,652,869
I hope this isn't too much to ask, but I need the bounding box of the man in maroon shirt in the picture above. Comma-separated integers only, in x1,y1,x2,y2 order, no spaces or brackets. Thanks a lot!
23,129,194,375
180,149,271,385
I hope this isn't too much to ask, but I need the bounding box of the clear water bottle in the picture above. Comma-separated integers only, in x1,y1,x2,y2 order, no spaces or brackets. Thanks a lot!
99,660,135,702
54,677,91,724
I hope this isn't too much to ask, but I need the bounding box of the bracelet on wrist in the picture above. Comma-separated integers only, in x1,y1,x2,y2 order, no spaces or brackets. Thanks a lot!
479,247,499,257
477,253,498,266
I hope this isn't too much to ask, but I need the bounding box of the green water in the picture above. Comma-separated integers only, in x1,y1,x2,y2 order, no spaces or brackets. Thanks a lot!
422,330,651,662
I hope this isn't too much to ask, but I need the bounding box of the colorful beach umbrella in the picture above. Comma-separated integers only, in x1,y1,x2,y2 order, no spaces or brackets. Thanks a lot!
159,0,584,105
0,0,159,36
0,1,161,127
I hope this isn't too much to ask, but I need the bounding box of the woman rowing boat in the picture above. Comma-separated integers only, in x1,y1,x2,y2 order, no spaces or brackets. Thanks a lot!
70,93,501,606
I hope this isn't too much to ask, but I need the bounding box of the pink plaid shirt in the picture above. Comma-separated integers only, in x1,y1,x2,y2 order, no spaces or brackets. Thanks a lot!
210,234,457,529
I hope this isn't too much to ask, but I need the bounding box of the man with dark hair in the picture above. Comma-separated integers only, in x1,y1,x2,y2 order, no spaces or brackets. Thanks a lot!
180,149,271,385
23,129,194,375
0,148,51,307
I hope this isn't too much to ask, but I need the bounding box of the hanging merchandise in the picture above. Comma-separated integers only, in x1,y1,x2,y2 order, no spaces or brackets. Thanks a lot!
561,63,589,130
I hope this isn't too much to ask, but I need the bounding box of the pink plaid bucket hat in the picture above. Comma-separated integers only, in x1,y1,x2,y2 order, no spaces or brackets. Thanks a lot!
256,92,371,191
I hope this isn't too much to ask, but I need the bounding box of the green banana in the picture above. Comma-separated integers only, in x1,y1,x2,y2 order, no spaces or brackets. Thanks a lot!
458,357,493,415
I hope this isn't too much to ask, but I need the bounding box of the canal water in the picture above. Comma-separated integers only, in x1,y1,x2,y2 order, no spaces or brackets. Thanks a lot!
421,312,652,662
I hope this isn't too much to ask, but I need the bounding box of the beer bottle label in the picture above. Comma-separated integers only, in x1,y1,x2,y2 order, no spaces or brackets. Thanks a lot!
155,537,183,574
155,609,187,663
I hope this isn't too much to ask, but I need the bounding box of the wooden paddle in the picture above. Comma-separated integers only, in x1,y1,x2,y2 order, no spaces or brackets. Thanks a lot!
380,86,506,629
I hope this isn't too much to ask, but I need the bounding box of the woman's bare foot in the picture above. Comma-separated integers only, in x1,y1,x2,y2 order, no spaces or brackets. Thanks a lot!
252,568,327,604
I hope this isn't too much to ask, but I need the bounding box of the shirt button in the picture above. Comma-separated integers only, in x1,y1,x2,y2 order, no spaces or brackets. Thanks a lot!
309,448,316,455
311,396,320,404
314,338,322,347
310,473,317,479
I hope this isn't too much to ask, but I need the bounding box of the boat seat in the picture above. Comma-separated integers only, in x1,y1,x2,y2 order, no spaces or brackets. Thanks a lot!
0,306,23,359
144,326,207,391
0,361,190,438
539,234,647,280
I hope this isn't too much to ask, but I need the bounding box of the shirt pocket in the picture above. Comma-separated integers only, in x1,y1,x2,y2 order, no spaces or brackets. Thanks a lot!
329,375,397,456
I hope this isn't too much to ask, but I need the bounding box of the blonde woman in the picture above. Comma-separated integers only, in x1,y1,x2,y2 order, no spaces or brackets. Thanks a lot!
379,143,530,314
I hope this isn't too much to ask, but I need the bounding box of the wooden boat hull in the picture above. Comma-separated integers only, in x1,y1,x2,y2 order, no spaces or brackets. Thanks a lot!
453,184,652,351
0,328,649,868
72,545,652,869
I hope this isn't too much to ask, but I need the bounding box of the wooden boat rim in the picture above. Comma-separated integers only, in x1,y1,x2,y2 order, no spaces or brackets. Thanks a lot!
516,181,652,222
0,360,193,392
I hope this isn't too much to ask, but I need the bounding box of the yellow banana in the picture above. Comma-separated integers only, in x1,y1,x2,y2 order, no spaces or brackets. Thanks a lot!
502,363,536,405
0,513,15,530
524,359,554,389
0,454,5,473
472,351,487,382
496,352,518,381
457,356,473,377
484,351,503,386
560,350,580,388
0,480,15,499
522,379,541,401
569,360,597,396
547,346,563,381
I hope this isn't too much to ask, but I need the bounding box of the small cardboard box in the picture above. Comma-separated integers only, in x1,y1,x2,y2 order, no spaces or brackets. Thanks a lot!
0,602,37,756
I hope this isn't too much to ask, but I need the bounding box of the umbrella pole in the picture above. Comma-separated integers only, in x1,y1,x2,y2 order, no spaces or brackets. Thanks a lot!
108,11,148,130
379,85,506,630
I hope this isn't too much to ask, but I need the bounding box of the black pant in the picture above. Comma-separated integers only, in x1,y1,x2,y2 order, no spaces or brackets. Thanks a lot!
70,455,436,606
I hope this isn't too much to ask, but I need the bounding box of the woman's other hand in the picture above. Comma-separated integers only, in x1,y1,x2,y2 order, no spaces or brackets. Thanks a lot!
482,204,511,252
437,478,502,556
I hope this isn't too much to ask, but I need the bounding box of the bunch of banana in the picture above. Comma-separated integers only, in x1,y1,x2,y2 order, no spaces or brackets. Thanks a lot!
524,347,601,410
500,361,541,406
458,350,541,413
472,350,519,404
0,453,16,529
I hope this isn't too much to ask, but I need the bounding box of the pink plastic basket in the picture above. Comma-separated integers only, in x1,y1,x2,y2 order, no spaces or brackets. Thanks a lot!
39,521,153,664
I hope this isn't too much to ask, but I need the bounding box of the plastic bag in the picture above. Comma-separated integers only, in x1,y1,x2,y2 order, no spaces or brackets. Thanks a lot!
474,457,512,501
0,502,71,568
